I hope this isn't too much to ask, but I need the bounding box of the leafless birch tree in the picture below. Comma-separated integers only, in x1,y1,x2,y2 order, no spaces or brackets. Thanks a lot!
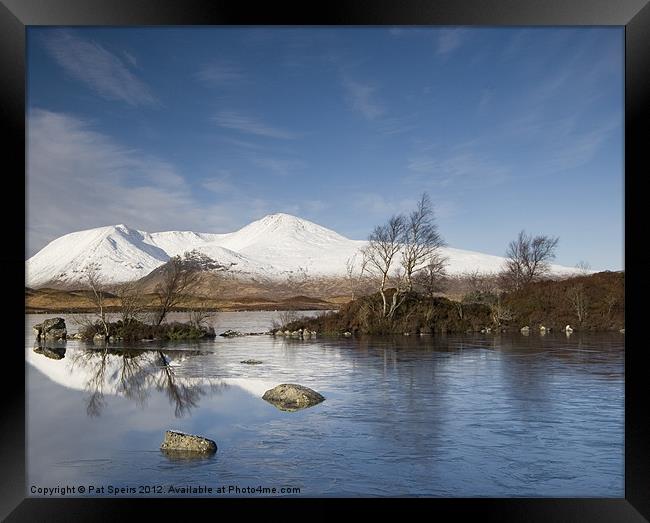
567,283,589,325
363,214,406,318
413,253,448,299
345,252,368,301
85,262,110,340
115,279,147,325
400,193,446,291
503,230,559,290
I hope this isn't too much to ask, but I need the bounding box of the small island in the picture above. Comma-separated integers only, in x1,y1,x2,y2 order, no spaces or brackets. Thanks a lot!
272,269,623,336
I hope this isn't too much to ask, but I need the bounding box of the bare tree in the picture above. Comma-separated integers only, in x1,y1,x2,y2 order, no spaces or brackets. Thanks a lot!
84,262,110,340
567,284,589,325
454,301,464,320
363,214,406,318
115,279,147,325
461,269,500,299
603,291,618,321
188,304,217,330
503,230,559,290
387,267,409,319
345,252,368,301
575,260,592,275
400,193,446,291
413,253,448,299
489,297,515,328
153,253,202,326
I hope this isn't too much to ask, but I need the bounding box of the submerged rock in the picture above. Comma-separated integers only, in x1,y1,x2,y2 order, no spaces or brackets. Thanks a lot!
160,430,217,454
33,317,67,341
262,384,325,412
240,359,263,365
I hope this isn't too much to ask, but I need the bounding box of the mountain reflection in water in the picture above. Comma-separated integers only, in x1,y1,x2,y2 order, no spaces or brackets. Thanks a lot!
32,343,225,417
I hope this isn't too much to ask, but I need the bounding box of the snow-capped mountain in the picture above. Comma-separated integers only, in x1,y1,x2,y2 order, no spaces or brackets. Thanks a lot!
26,213,580,288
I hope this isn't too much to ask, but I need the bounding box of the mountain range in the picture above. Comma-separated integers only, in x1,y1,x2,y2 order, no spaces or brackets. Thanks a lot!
26,213,580,288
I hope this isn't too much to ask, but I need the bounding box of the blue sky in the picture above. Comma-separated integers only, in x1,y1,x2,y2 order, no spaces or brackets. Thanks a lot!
26,27,624,269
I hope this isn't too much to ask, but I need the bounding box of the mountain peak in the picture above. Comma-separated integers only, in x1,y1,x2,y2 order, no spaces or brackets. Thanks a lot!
259,212,304,224
241,212,342,237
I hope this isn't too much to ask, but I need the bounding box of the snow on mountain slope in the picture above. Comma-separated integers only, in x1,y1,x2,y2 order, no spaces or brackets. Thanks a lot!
219,213,366,275
26,213,581,288
26,224,269,288
26,225,170,288
221,213,350,251
147,230,226,254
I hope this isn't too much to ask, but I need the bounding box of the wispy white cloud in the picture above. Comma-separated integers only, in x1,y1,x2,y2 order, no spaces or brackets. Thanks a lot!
355,193,416,216
196,62,246,86
478,88,493,112
436,28,467,57
341,77,385,121
25,109,284,257
377,115,419,136
217,136,296,156
27,109,194,254
213,111,298,140
354,192,457,224
302,200,328,213
42,30,157,106
388,28,429,38
500,29,531,61
545,117,621,172
123,50,138,68
251,157,306,177
407,151,510,189
201,170,237,194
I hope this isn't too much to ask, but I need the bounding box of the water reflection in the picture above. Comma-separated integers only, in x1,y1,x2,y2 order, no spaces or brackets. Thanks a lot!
32,345,225,417
33,342,66,360
26,313,624,497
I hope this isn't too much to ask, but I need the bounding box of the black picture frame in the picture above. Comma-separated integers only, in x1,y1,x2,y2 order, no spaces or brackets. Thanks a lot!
2,0,648,520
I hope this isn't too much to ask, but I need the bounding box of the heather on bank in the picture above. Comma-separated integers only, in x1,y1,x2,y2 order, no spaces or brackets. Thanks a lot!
276,271,624,335
77,318,216,342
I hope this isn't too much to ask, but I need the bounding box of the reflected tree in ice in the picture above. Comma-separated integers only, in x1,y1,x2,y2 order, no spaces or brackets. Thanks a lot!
67,347,223,417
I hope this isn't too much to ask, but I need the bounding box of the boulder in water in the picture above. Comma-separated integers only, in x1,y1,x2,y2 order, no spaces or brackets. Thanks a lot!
160,430,217,454
33,317,67,341
262,383,325,412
